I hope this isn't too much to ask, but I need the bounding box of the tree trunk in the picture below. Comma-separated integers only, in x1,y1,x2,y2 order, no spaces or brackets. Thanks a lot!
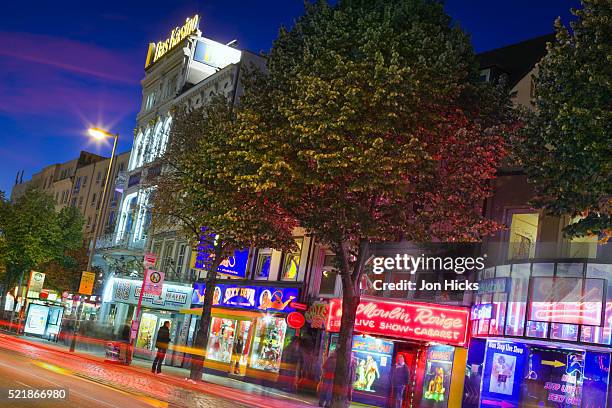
330,240,368,408
189,252,222,381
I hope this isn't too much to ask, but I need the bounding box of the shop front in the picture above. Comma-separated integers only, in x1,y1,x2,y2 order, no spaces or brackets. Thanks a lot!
183,282,300,384
469,262,612,408
99,277,193,360
325,297,470,408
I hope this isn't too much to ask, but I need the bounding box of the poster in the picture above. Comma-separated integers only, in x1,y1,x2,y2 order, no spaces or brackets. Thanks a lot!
24,304,49,336
351,335,394,407
522,348,584,408
191,283,298,312
421,345,455,407
480,341,527,408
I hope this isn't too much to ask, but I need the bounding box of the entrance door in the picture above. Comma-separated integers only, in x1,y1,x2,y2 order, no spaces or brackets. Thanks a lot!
393,344,422,408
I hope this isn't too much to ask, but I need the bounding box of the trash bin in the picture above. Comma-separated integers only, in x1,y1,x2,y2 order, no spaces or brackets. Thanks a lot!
105,341,130,364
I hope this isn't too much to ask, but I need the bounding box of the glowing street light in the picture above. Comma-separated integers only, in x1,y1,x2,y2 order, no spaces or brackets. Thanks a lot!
88,127,114,140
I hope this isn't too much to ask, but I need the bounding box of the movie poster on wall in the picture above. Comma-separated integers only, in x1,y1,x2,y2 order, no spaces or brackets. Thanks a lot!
351,335,394,407
480,340,527,408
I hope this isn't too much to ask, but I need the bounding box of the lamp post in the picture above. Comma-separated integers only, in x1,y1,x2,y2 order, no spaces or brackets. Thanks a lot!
69,127,118,352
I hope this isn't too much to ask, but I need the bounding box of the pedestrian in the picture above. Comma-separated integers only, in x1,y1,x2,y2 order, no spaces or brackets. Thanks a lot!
391,355,410,408
318,351,337,408
151,321,171,374
230,336,244,374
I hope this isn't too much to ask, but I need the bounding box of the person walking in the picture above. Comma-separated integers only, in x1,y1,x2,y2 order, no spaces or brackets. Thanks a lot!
391,355,410,408
151,321,171,374
318,351,337,408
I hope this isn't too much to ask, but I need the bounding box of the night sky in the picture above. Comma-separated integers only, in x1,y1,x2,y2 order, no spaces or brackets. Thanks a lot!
0,0,580,195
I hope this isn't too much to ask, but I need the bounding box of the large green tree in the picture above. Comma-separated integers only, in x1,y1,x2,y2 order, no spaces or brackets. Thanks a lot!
518,0,611,240
0,189,84,307
152,98,297,380
230,1,513,406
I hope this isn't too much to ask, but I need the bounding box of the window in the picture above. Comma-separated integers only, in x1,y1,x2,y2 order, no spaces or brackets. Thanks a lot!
507,212,539,260
249,316,287,372
78,196,83,208
108,211,115,227
82,176,87,187
254,249,272,280
281,238,303,281
96,171,102,184
176,244,187,278
74,176,82,192
161,241,175,273
91,193,97,206
86,216,91,228
319,255,338,296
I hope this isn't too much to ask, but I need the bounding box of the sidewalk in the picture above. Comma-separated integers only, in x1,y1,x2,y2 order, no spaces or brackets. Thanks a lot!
5,331,333,407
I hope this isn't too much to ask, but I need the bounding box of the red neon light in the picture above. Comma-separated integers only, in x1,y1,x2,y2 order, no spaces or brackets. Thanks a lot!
326,297,469,346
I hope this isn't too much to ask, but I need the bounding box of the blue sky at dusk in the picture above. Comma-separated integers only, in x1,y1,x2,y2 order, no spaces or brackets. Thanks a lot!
0,0,580,195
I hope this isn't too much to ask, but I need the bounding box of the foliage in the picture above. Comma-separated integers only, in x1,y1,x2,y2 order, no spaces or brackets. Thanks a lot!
151,96,297,380
0,188,84,291
230,0,514,406
517,0,611,240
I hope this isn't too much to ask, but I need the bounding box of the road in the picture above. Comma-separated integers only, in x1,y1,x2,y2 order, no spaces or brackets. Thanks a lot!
0,346,168,408
0,334,254,408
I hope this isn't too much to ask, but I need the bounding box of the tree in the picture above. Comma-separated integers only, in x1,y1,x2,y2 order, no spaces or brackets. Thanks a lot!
0,189,83,318
517,0,611,240
230,1,513,406
151,97,297,381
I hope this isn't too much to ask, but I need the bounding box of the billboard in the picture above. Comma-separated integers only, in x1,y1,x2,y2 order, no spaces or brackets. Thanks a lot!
326,297,470,346
480,340,528,408
24,303,49,336
351,335,394,407
191,282,298,313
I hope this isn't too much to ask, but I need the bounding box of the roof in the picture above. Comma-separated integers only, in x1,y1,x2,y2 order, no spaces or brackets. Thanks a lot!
478,33,555,87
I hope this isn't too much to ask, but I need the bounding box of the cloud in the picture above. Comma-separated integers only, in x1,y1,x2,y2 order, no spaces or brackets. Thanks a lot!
0,31,142,84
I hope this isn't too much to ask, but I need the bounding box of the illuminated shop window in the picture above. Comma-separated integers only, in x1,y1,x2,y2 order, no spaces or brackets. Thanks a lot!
549,323,578,341
505,263,530,336
508,212,539,260
281,238,303,281
249,315,287,372
525,321,548,338
569,217,599,258
207,317,237,363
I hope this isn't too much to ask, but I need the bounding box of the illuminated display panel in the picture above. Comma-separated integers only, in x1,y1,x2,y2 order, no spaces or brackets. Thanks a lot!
528,277,605,326
326,297,469,346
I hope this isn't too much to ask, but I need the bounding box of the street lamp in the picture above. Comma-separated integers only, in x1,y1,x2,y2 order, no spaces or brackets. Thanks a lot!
69,127,118,353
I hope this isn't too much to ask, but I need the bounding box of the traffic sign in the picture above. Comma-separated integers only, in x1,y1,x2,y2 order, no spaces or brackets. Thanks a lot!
78,271,96,295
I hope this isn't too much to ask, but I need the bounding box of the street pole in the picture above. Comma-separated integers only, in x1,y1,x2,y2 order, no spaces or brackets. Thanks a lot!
69,132,118,353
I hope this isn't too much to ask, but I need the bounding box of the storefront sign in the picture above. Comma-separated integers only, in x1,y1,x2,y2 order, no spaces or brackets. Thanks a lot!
326,297,469,346
286,312,305,329
145,15,200,68
143,269,164,296
528,277,604,326
480,340,527,408
290,301,308,311
143,253,157,268
477,277,509,294
26,271,45,298
78,271,96,295
217,249,249,278
471,304,493,320
305,301,328,329
107,278,192,311
191,282,298,313
193,38,241,69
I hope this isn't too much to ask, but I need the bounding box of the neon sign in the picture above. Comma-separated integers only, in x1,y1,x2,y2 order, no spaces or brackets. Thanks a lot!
192,282,298,312
326,297,469,346
145,15,200,68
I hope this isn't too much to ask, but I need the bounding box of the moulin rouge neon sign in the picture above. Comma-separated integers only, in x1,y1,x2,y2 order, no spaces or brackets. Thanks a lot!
326,297,469,346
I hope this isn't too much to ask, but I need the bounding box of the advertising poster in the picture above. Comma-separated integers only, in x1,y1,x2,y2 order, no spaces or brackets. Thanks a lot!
421,345,455,408
351,335,394,407
191,283,298,313
480,341,527,408
24,304,49,336
522,348,584,408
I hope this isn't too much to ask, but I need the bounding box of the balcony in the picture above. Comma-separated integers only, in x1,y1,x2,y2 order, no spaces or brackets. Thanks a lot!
95,232,147,254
